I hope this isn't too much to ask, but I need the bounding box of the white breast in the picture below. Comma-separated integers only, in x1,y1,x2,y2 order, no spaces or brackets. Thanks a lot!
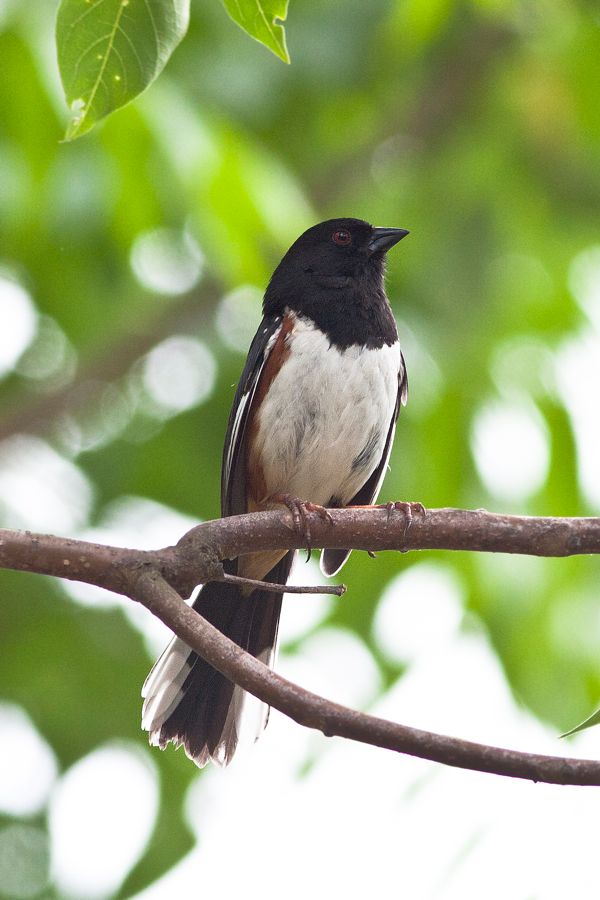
252,314,401,507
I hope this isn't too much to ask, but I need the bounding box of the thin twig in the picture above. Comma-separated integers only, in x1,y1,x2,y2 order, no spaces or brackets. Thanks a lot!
221,572,346,596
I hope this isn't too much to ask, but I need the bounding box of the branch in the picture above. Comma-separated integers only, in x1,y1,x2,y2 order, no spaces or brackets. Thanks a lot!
0,279,221,442
2,507,599,598
130,569,600,786
2,507,600,785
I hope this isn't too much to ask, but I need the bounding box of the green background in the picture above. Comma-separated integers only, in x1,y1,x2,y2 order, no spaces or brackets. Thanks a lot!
1,0,600,896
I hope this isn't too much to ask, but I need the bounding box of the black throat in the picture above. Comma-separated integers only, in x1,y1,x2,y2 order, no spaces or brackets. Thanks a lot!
263,259,398,350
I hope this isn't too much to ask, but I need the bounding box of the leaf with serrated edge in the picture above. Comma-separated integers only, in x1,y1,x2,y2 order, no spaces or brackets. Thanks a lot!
560,706,600,738
56,0,190,140
221,0,289,63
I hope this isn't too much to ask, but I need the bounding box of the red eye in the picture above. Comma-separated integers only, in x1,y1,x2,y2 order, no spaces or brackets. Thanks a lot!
332,229,352,246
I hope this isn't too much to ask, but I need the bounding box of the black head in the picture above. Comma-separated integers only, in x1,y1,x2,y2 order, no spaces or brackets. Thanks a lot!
271,217,408,281
263,218,409,348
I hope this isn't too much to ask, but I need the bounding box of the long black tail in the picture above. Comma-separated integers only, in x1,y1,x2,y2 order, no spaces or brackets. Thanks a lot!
142,553,294,768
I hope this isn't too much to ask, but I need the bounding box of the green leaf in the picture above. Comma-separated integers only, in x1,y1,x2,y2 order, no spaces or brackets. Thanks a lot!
56,0,190,140
560,706,600,739
221,0,289,63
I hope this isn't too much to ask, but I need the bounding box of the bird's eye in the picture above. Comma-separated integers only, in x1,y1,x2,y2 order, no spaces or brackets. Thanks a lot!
332,229,352,246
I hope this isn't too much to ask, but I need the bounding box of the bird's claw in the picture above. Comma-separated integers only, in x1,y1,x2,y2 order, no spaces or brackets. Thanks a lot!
382,500,426,524
380,500,426,547
272,494,334,560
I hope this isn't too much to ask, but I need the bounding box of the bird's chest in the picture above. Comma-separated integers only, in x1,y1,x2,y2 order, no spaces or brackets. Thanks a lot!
250,316,399,506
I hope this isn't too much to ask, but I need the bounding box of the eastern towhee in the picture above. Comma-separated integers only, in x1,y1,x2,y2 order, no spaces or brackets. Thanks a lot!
142,218,409,767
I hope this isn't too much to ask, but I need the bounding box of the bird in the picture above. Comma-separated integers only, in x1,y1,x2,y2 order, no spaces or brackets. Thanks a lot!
142,217,409,767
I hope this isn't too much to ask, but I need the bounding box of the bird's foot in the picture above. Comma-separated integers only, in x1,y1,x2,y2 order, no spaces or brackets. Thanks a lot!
271,493,334,560
379,501,426,549
346,500,425,554
380,500,426,526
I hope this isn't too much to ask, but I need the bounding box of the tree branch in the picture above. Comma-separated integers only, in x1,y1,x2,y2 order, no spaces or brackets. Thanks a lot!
2,507,599,597
130,569,600,786
0,278,221,442
1,507,600,785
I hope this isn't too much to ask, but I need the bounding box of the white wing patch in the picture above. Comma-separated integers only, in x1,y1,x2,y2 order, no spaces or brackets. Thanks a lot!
142,636,193,737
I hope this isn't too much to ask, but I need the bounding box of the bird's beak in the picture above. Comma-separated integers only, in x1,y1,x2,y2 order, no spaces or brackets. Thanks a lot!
368,227,410,254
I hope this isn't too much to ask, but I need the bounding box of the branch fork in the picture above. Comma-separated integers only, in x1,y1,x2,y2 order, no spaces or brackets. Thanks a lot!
2,506,600,785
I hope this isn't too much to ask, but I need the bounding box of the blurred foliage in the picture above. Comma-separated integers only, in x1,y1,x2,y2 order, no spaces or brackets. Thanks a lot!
1,0,600,895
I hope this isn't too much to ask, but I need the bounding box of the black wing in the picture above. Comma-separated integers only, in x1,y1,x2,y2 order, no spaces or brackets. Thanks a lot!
145,315,289,769
321,350,408,577
221,315,283,517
